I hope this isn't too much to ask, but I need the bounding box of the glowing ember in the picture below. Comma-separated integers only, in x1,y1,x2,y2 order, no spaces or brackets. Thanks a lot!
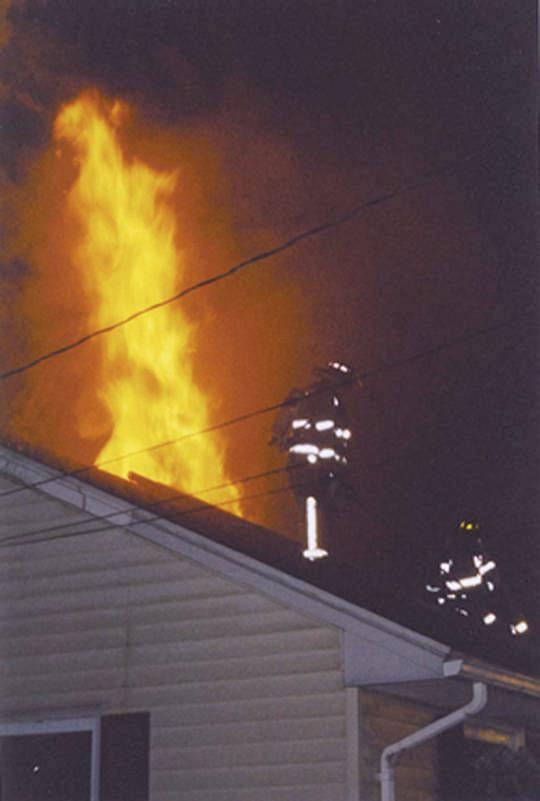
54,91,241,513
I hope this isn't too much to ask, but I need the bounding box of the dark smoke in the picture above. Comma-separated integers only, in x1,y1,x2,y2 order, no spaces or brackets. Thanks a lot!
0,1,536,623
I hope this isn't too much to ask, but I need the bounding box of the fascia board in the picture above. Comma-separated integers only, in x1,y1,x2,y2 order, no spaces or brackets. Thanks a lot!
0,445,450,675
343,629,449,685
130,515,451,661
0,447,135,522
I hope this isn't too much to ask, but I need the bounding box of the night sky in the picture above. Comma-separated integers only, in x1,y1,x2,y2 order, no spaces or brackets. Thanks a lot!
0,1,537,667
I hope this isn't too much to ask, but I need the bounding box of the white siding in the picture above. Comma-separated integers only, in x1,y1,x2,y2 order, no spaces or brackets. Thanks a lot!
0,481,347,800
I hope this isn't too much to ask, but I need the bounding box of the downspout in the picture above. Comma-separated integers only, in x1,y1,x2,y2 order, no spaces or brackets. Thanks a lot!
379,681,487,801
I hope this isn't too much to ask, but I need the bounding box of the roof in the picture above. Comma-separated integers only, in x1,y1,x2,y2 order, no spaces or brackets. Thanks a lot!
0,440,538,685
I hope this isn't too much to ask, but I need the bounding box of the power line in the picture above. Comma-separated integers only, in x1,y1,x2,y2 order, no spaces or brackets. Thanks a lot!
0,464,290,544
1,406,536,549
0,480,295,549
1,474,538,553
0,400,288,499
0,307,533,501
6,422,424,545
0,142,500,382
356,310,535,381
2,440,538,629
1,325,536,557
2,439,537,551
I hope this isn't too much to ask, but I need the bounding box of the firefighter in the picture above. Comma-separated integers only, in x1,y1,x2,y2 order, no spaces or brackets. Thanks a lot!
425,519,529,636
271,362,357,558
272,362,355,498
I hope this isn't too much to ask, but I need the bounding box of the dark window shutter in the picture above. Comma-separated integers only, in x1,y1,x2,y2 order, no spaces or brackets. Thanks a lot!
99,713,149,801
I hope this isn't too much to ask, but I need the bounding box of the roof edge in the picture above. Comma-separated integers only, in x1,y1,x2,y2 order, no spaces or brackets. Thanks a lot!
444,655,540,699
0,443,450,663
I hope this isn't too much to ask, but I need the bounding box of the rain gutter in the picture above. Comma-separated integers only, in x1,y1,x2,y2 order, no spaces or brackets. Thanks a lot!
379,681,488,801
443,656,540,698
378,657,540,801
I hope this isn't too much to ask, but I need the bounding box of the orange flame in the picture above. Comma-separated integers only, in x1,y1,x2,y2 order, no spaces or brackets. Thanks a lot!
54,91,241,514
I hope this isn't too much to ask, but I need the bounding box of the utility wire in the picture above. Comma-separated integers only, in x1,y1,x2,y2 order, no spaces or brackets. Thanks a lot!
2,332,536,573
2,471,539,552
0,142,501,382
2,452,537,633
0,400,289,499
0,307,533,501
1,407,536,548
356,310,535,381
0,464,290,544
0,480,295,549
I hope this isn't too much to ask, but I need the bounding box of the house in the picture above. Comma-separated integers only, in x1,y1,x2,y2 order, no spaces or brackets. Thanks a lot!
0,441,538,800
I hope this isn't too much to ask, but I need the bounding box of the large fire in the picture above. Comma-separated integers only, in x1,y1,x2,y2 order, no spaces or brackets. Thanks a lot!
54,91,241,514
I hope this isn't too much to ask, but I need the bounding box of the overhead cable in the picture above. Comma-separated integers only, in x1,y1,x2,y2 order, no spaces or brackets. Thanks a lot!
0,142,501,382
0,309,533,501
0,409,536,548
0,480,296,549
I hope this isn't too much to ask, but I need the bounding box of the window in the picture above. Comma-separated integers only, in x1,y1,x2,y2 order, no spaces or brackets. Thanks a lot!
0,718,99,801
0,713,149,801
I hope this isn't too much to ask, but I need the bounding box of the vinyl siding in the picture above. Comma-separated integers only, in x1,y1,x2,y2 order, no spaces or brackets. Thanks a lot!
0,480,347,800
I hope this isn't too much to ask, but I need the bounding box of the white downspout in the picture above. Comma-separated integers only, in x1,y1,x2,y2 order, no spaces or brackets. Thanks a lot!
379,681,487,801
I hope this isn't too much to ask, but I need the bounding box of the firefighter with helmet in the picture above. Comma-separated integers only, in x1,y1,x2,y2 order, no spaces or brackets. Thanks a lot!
271,361,356,505
425,519,529,637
